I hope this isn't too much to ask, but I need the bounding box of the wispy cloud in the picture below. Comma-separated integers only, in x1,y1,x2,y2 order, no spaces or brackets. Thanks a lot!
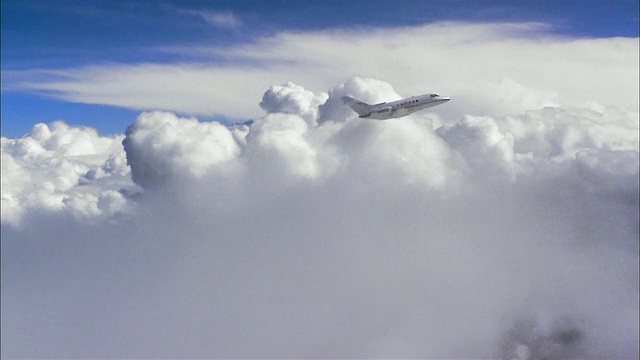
7,22,637,122
181,9,242,29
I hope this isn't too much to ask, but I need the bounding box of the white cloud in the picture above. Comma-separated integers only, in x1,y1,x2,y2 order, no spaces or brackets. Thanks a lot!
1,121,134,226
181,9,242,29
437,115,517,181
122,111,242,189
2,76,638,358
260,82,329,126
9,22,638,122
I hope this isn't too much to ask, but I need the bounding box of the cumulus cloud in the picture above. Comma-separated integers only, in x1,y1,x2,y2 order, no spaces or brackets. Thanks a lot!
260,82,329,126
2,77,638,358
8,22,638,122
122,111,243,189
1,121,135,226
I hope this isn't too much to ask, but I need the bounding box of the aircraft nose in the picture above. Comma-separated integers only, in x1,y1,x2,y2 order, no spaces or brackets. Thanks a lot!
441,96,451,102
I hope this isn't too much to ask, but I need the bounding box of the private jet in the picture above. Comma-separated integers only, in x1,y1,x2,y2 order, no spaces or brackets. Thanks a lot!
342,93,450,120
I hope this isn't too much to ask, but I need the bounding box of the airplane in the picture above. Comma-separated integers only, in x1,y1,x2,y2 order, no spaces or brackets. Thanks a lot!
341,93,450,120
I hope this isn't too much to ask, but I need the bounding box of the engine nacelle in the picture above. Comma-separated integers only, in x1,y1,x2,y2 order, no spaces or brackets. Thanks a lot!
373,106,393,114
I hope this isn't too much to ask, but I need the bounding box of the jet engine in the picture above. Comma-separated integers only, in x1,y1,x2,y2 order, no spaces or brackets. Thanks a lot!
374,106,393,114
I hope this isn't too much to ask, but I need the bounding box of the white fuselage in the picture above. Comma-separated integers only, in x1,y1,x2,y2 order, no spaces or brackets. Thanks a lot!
362,94,450,120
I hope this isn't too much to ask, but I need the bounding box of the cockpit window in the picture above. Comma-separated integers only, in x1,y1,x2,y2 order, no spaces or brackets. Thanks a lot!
430,94,439,98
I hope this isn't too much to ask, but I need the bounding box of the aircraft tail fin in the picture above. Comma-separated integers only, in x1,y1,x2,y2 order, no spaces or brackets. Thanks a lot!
341,96,372,117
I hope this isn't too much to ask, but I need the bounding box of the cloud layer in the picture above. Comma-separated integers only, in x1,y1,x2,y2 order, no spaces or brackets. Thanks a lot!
8,22,639,123
2,75,638,358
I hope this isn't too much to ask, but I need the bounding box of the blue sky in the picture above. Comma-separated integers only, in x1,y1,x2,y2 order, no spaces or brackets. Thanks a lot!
2,0,638,138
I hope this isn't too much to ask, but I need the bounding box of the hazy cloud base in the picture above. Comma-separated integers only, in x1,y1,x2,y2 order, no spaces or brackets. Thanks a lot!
2,75,638,358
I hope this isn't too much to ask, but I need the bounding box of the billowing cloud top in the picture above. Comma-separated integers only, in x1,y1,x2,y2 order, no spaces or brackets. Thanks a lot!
1,122,132,225
2,75,638,358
